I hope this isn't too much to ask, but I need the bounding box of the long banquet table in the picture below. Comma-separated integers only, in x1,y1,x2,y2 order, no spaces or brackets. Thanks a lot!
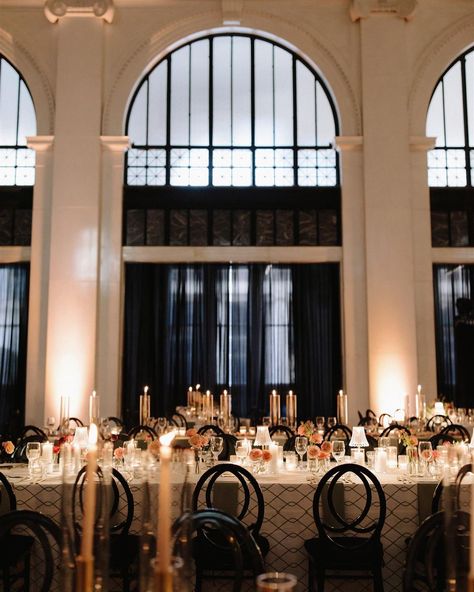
1,462,441,592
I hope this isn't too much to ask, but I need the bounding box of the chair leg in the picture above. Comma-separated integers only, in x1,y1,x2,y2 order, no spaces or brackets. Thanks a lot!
307,560,313,592
373,565,384,592
195,565,203,592
315,566,325,592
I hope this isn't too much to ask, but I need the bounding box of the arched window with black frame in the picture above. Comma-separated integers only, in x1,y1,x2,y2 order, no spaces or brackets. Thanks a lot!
122,34,342,423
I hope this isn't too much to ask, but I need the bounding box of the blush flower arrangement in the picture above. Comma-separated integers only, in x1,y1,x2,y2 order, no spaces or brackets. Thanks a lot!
187,428,210,473
400,433,418,448
297,421,323,444
1,440,14,459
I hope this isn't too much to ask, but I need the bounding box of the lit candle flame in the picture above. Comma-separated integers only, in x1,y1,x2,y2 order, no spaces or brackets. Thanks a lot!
272,389,277,396
144,386,149,395
196,384,200,390
159,431,176,447
188,386,192,391
289,390,293,395
92,390,96,398
417,384,422,395
338,389,344,397
223,389,228,395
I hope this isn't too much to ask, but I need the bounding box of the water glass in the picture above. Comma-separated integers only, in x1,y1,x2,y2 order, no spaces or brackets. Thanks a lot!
332,440,345,463
284,451,297,470
210,435,224,464
235,440,250,464
366,450,375,469
295,436,308,469
256,572,297,592
386,446,398,471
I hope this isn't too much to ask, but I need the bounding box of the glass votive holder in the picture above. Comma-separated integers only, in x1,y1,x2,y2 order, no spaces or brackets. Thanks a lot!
398,454,408,472
379,437,391,449
350,448,365,465
256,572,297,592
386,446,398,471
374,447,387,473
239,427,247,435
248,427,256,436
366,450,375,469
283,451,297,470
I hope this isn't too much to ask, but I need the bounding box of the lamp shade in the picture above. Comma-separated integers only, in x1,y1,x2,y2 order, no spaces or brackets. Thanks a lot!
253,425,272,447
349,426,369,448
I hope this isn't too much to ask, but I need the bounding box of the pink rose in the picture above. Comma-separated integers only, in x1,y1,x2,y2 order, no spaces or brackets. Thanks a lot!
421,449,431,460
432,450,440,460
262,450,272,462
249,448,263,462
186,428,197,438
2,441,14,455
307,445,320,460
113,447,124,460
297,425,305,436
310,433,323,444
148,440,161,457
319,451,330,460
443,441,452,448
320,441,332,453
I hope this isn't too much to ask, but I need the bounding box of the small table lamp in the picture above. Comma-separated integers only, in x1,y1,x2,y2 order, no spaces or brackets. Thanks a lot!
349,426,369,464
254,426,272,448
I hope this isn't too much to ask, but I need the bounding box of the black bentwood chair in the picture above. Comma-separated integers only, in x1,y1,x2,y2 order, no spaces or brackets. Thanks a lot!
439,423,470,442
403,510,469,592
0,510,62,592
173,509,265,592
305,463,386,592
191,464,269,589
269,425,294,440
426,415,452,432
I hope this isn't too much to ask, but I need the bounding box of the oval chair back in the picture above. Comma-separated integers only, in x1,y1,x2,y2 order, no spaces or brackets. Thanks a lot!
268,425,294,439
323,424,353,454
127,425,158,440
0,471,16,512
197,425,225,436
426,415,452,432
439,423,470,442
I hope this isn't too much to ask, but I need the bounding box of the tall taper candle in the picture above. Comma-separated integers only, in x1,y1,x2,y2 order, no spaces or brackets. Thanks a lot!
270,390,281,426
202,390,214,422
156,431,176,590
220,390,232,428
89,390,100,426
187,386,193,407
286,391,297,430
337,390,348,425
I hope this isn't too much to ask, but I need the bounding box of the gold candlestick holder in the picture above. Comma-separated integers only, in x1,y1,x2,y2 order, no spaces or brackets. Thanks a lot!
75,555,94,592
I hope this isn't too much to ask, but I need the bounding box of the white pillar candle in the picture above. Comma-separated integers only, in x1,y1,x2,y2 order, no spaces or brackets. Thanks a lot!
81,423,98,560
157,431,176,578
220,390,232,425
269,443,279,473
202,391,214,422
187,386,193,407
374,448,387,473
41,441,53,463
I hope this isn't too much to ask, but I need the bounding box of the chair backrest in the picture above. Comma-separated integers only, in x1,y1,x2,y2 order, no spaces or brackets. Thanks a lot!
127,424,158,440
197,424,225,436
13,433,48,462
431,480,443,514
173,509,265,592
426,415,452,432
378,413,392,427
429,432,455,449
72,466,134,548
0,509,62,592
268,425,294,439
379,424,410,438
219,434,238,460
17,425,49,440
323,424,352,441
440,423,470,442
403,510,469,592
192,464,265,537
283,435,296,452
172,413,188,428
312,463,386,551
0,471,16,512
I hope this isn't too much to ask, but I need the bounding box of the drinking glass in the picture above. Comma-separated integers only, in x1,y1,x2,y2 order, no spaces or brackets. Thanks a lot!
235,440,250,464
155,417,167,434
332,440,345,463
327,416,337,429
418,441,433,476
210,436,224,464
295,436,308,469
315,417,325,432
123,440,136,469
256,572,297,592
26,441,41,479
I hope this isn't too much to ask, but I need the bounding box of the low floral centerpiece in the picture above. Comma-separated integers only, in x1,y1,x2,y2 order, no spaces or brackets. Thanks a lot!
187,428,209,473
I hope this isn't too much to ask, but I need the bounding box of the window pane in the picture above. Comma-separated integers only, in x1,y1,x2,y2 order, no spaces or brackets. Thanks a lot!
466,53,474,147
170,46,190,145
190,40,209,146
316,84,335,145
17,82,36,145
0,60,20,145
254,40,274,146
274,47,293,146
128,82,148,145
148,61,168,145
443,63,464,146
426,84,446,146
296,62,316,146
232,36,251,146
213,37,231,145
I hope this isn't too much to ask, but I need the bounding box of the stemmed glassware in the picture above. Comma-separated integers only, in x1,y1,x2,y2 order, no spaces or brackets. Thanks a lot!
332,440,345,464
295,436,308,470
315,417,325,432
327,417,337,429
210,436,224,465
418,441,433,476
235,440,250,465
155,417,167,434
26,441,41,480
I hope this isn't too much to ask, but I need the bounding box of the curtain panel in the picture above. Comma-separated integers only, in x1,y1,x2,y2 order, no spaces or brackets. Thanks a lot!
122,263,341,424
0,263,29,436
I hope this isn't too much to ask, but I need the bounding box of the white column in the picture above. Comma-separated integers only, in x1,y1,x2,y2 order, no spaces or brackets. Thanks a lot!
410,136,438,403
25,136,54,425
360,16,418,414
44,15,105,422
96,137,129,418
335,136,370,424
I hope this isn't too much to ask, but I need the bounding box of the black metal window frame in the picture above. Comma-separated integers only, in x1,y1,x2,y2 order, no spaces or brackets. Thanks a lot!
124,33,340,189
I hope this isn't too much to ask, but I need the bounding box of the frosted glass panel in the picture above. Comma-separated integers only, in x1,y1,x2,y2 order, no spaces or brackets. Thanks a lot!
426,84,446,147
466,53,474,147
0,60,20,145
443,63,464,146
17,82,36,145
232,37,251,146
274,47,293,146
148,61,168,145
190,40,209,146
128,82,148,145
296,62,316,146
316,85,335,145
254,40,274,146
170,46,190,145
213,37,232,146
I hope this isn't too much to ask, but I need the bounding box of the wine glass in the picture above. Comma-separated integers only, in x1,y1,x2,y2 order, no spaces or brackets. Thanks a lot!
332,440,345,463
418,441,433,476
26,441,41,479
295,436,308,469
155,417,167,434
210,436,224,464
327,417,337,429
235,440,250,464
315,417,325,432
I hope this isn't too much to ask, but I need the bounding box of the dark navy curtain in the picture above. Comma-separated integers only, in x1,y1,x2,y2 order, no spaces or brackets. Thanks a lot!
122,263,341,424
0,263,29,437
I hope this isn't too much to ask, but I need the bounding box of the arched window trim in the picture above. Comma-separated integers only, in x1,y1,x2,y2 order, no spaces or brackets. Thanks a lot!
125,33,340,189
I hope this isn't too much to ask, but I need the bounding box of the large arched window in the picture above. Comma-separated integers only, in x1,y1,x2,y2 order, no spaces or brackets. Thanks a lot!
123,34,340,247
0,56,36,187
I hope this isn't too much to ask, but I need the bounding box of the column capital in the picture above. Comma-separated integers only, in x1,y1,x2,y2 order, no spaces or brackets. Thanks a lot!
44,0,114,24
27,135,55,152
100,136,130,152
333,136,364,152
409,136,436,152
350,0,417,22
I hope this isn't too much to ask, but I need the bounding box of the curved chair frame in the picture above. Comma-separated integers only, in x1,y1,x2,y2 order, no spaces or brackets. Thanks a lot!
268,425,294,439
0,471,16,510
426,415,452,432
379,424,411,438
197,425,225,436
127,425,158,440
